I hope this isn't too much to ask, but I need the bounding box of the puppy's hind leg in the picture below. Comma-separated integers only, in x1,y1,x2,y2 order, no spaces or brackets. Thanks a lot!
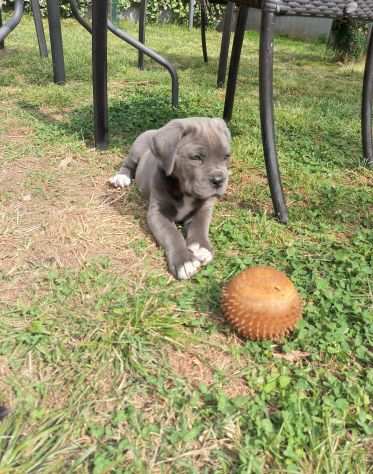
109,130,156,188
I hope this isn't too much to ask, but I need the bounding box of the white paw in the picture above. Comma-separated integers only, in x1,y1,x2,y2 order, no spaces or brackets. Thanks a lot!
177,260,201,280
188,243,213,265
109,174,131,188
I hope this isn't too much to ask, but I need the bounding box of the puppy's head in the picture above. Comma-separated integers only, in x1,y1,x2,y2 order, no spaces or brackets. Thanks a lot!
151,117,231,199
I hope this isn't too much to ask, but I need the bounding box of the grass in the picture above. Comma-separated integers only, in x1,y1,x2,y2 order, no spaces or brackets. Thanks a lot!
0,15,372,474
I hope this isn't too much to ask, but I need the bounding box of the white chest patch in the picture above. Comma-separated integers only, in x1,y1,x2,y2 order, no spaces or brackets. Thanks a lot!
175,196,197,222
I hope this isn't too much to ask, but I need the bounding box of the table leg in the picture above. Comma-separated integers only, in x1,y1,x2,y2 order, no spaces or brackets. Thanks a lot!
31,0,48,57
259,10,288,223
92,0,109,149
138,0,147,70
0,9,4,49
112,0,118,23
0,0,24,46
189,0,195,31
217,1,234,88
46,0,65,83
223,5,248,121
362,24,373,166
200,0,208,63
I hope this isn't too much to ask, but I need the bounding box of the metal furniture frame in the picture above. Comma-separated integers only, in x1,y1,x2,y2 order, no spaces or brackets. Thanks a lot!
137,0,206,69
0,0,25,46
70,0,178,149
30,0,48,57
200,0,236,87
218,1,373,223
0,0,63,79
1,0,178,150
46,0,65,83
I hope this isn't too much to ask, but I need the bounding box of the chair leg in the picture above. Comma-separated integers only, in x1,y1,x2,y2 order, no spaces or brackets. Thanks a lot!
138,0,147,70
223,5,249,122
46,0,65,84
217,1,234,88
0,9,4,49
112,0,118,23
0,0,24,47
362,25,373,167
31,0,48,57
259,10,288,223
189,0,195,31
200,0,208,63
92,0,109,149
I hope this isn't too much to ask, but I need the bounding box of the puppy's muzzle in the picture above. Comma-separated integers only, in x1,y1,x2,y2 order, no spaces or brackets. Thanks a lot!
209,173,226,189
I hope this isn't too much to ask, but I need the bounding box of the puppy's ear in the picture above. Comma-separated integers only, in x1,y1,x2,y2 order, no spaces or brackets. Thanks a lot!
151,120,184,176
212,118,231,143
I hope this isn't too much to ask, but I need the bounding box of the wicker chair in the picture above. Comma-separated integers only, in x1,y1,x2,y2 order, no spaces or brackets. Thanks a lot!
221,1,373,223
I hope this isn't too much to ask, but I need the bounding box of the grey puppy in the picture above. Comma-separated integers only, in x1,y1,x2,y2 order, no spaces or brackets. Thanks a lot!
109,117,231,280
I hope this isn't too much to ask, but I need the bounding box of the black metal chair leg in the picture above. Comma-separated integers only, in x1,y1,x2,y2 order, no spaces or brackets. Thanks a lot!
0,9,4,49
112,0,118,23
223,5,248,122
217,1,234,88
69,0,178,109
0,0,24,45
362,25,373,167
259,10,288,223
31,0,48,57
189,0,195,31
46,0,65,84
92,0,109,149
200,0,208,63
108,20,179,108
138,0,147,70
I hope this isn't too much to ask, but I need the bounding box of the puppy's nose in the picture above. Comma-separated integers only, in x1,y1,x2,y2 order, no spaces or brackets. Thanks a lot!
209,175,225,188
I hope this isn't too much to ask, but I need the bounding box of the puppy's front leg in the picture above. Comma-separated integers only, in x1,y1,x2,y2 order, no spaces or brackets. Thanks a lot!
186,199,215,266
109,130,157,188
147,204,201,280
109,153,137,188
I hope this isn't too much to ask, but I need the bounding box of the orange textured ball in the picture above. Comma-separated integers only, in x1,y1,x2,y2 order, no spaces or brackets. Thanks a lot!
221,266,302,341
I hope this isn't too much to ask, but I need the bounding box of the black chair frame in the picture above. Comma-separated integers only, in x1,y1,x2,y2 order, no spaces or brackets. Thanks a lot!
221,1,373,223
0,0,65,83
87,0,179,149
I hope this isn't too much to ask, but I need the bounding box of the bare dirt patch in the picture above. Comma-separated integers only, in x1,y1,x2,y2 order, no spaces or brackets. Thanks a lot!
167,335,251,398
2,126,33,143
39,105,75,123
0,151,165,303
0,109,34,142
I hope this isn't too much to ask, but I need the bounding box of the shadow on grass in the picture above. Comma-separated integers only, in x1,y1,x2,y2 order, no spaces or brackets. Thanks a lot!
17,88,232,148
0,49,56,86
292,181,373,229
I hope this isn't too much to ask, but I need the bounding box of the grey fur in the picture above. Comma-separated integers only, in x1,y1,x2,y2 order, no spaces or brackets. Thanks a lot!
109,117,231,280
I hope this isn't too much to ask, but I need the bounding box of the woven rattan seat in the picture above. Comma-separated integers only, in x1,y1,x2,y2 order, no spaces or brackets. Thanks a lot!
236,1,373,19
240,0,373,19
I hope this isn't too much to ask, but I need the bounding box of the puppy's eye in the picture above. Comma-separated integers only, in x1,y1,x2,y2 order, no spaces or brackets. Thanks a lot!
190,154,203,161
224,154,231,160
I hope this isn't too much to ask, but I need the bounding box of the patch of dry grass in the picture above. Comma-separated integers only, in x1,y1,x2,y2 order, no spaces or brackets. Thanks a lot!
0,148,166,304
